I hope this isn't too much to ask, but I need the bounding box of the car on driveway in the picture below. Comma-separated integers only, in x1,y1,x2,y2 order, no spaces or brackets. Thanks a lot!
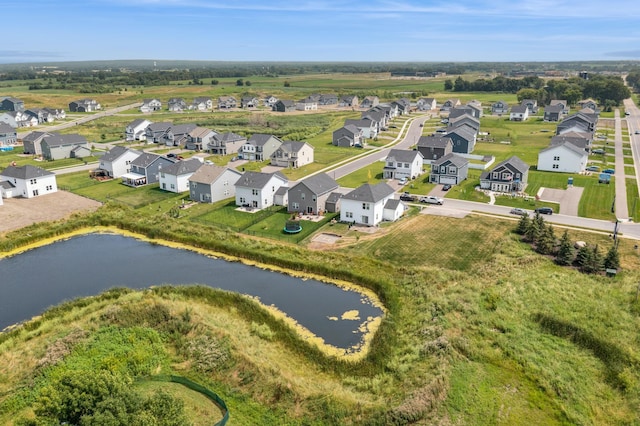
510,208,528,216
419,195,444,205
442,184,452,191
591,148,605,154
398,177,408,185
585,165,600,172
603,168,615,174
399,192,416,202
535,207,553,215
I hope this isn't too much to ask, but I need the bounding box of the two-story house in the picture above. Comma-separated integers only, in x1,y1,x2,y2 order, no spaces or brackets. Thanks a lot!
0,165,57,199
140,98,162,113
509,104,529,121
344,118,377,139
287,173,339,215
125,119,152,142
235,171,288,209
240,134,283,161
491,100,509,115
383,149,424,180
333,124,364,147
189,164,242,203
68,99,101,112
360,96,380,109
191,97,212,111
22,131,53,156
0,123,17,148
416,97,437,111
97,146,142,178
0,97,25,112
430,153,469,185
41,134,91,160
218,96,237,109
158,158,203,193
145,122,173,143
121,152,176,187
185,127,217,151
340,182,397,226
416,135,453,162
208,132,246,155
270,141,314,168
167,98,187,112
480,156,529,193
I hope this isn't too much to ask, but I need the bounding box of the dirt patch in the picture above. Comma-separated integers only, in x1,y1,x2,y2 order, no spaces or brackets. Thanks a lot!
0,191,102,234
312,233,342,244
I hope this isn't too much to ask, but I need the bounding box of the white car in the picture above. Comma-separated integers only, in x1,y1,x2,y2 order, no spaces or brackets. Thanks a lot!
419,196,444,205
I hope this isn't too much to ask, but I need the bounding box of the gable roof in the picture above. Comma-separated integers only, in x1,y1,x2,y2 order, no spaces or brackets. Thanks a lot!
131,152,165,168
160,158,202,176
550,135,590,150
386,148,422,163
446,125,476,141
42,133,88,148
296,173,339,195
147,121,173,132
344,118,374,128
491,155,529,174
544,104,564,113
214,132,246,143
189,164,240,184
343,182,395,203
127,118,151,128
277,141,310,154
433,152,469,168
0,165,54,179
384,198,403,210
540,141,587,156
22,131,53,142
0,123,16,133
417,135,453,149
235,171,286,189
247,133,282,147
101,146,142,162
510,105,528,114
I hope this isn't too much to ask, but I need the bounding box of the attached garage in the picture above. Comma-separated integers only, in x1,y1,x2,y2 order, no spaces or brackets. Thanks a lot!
438,175,458,185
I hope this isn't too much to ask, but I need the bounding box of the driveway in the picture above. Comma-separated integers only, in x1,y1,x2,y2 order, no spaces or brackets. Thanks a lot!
538,186,584,216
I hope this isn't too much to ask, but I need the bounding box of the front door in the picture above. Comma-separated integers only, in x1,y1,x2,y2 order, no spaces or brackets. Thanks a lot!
307,206,313,214
362,215,369,224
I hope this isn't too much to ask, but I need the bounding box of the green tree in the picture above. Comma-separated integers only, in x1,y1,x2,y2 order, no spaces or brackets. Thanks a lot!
211,79,219,85
284,80,290,87
515,214,530,235
604,244,620,270
536,224,556,255
524,215,541,243
236,78,244,86
555,230,574,266
245,80,252,86
443,79,453,91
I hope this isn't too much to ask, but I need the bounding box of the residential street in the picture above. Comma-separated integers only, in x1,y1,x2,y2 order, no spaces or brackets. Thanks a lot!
613,108,629,220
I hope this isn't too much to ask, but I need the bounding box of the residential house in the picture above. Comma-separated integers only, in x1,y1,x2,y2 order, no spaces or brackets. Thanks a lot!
549,135,591,152
333,124,364,147
22,131,53,155
361,109,388,131
208,132,246,155
159,158,203,193
0,97,24,112
0,165,57,199
271,141,314,168
145,122,173,143
339,95,359,107
383,149,424,180
68,99,101,112
344,118,377,139
240,96,259,108
448,114,480,132
296,98,318,111
163,123,198,147
441,98,461,111
416,135,453,162
550,100,570,115
272,100,296,112
121,152,176,187
392,98,412,115
318,94,338,105
578,98,598,112
537,142,588,173
445,125,477,154
325,192,343,213
139,98,162,113
491,100,509,115
509,105,529,121
371,104,399,120
274,186,289,207
263,95,278,108
521,99,538,114
340,182,396,226
465,100,483,118
191,97,212,111
0,111,37,128
416,97,437,111
0,123,17,148
430,153,469,185
557,112,597,134
543,104,565,122
167,98,187,112
383,198,407,223
189,164,242,203
480,156,529,192
97,146,142,178
25,108,54,124
287,173,339,215
185,126,217,151
240,134,283,161
125,118,152,142
41,134,91,160
235,171,288,209
217,96,237,109
360,96,380,109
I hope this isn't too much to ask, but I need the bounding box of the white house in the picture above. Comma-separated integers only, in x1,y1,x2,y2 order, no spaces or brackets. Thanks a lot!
0,165,57,199
158,158,203,193
383,199,407,222
125,119,152,141
340,182,396,226
537,142,588,173
97,146,142,178
383,149,424,180
235,171,288,209
509,105,529,121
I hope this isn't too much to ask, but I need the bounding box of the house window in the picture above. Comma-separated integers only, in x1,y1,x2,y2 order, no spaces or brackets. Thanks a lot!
553,164,559,169
252,189,259,196
170,184,175,189
224,190,229,196
553,156,560,161
492,172,498,179
191,182,197,188
448,166,456,174
33,189,39,196
387,161,394,167
396,162,402,167
46,185,52,191
346,212,353,218
30,178,37,184
292,202,299,209
362,203,370,210
501,172,511,180
301,192,305,200
404,163,410,168
223,180,228,186
440,166,446,173
240,197,246,204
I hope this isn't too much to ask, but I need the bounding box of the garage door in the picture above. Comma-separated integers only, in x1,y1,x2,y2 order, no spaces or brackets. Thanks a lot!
439,176,457,185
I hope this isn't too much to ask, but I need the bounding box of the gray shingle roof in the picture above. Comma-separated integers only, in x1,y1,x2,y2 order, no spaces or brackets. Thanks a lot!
189,164,239,184
235,171,286,189
128,118,149,128
297,173,339,195
147,122,173,132
247,134,282,147
22,131,52,143
550,135,589,150
384,198,403,210
417,135,452,149
386,148,422,163
160,158,202,176
101,146,141,162
42,133,88,148
131,152,164,168
1,165,54,179
510,105,528,114
540,141,586,156
343,182,395,203
214,132,246,143
278,141,309,154
491,155,529,174
0,123,16,133
432,152,469,168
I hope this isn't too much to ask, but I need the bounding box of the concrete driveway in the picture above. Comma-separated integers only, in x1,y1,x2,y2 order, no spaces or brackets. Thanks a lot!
538,186,584,216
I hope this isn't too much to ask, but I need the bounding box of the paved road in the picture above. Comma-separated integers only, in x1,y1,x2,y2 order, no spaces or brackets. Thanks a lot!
624,98,640,214
613,109,630,220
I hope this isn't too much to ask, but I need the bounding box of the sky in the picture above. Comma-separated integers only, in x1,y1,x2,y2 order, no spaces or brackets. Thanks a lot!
3,0,640,64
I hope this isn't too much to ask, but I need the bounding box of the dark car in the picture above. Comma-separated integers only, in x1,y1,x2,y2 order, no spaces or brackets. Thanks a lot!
535,207,553,215
166,153,176,158
603,168,615,174
399,192,416,202
442,184,452,191
591,148,605,155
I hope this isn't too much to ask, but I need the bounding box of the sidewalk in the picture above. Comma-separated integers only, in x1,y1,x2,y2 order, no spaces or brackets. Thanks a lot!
613,109,630,220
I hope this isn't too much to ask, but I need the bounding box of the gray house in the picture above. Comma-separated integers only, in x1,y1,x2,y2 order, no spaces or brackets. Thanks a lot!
41,134,91,160
272,100,296,112
218,96,237,109
168,98,187,112
416,135,453,162
145,122,173,143
208,132,247,155
163,123,198,147
333,124,364,147
480,156,529,193
271,141,314,168
447,114,480,132
543,104,564,122
189,165,242,203
240,134,283,161
557,112,597,134
360,96,380,109
0,123,17,148
287,173,339,215
69,99,100,112
445,125,477,154
521,99,538,114
0,97,25,112
22,131,53,155
491,100,509,115
430,153,469,185
122,152,176,187
416,97,437,111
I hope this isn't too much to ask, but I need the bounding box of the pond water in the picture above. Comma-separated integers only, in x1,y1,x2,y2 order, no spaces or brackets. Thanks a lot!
0,233,383,350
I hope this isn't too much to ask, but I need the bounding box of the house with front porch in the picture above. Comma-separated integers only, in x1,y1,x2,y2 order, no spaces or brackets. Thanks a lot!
240,134,283,161
344,118,377,139
158,158,203,193
287,173,339,215
185,127,217,151
145,122,173,143
97,146,142,178
217,96,237,109
509,104,529,121
361,109,388,132
189,164,242,203
25,108,54,124
480,156,529,193
208,132,246,155
163,123,198,147
0,123,17,148
333,124,363,147
270,141,314,168
417,135,453,162
125,118,152,141
416,97,437,111
340,182,396,226
448,114,480,132
140,98,162,113
0,165,57,199
235,171,288,209
191,97,212,111
167,98,187,112
41,134,91,160
383,149,424,180
430,153,469,185
121,152,176,187
491,100,509,115
361,96,380,109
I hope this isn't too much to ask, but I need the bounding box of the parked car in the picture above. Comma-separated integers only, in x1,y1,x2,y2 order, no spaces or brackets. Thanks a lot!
398,177,408,185
419,195,444,205
585,165,600,172
625,111,630,116
535,207,553,215
591,148,605,154
167,153,176,158
635,130,640,135
510,208,528,216
603,168,615,174
442,184,452,191
399,192,416,202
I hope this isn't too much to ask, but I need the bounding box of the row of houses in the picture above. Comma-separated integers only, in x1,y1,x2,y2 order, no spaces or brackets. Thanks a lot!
0,96,67,128
22,131,91,160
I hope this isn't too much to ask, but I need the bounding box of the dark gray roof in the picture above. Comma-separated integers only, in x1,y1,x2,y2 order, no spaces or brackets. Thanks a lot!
326,191,343,204
433,152,469,167
417,135,452,148
131,152,164,168
128,118,149,128
540,141,586,156
22,131,52,142
384,198,403,210
101,146,142,162
343,182,395,203
160,158,202,176
446,125,476,142
550,135,590,150
247,134,282,147
235,171,286,189
544,104,564,113
297,173,339,195
278,141,310,154
214,132,246,143
0,123,16,133
169,123,198,136
510,105,528,114
344,119,374,128
340,124,361,135
491,155,529,174
274,186,289,197
42,133,88,148
0,180,14,189
0,165,54,179
386,148,422,163
147,122,173,132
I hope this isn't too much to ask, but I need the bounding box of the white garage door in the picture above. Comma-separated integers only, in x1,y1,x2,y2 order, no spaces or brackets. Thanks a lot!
439,176,457,185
